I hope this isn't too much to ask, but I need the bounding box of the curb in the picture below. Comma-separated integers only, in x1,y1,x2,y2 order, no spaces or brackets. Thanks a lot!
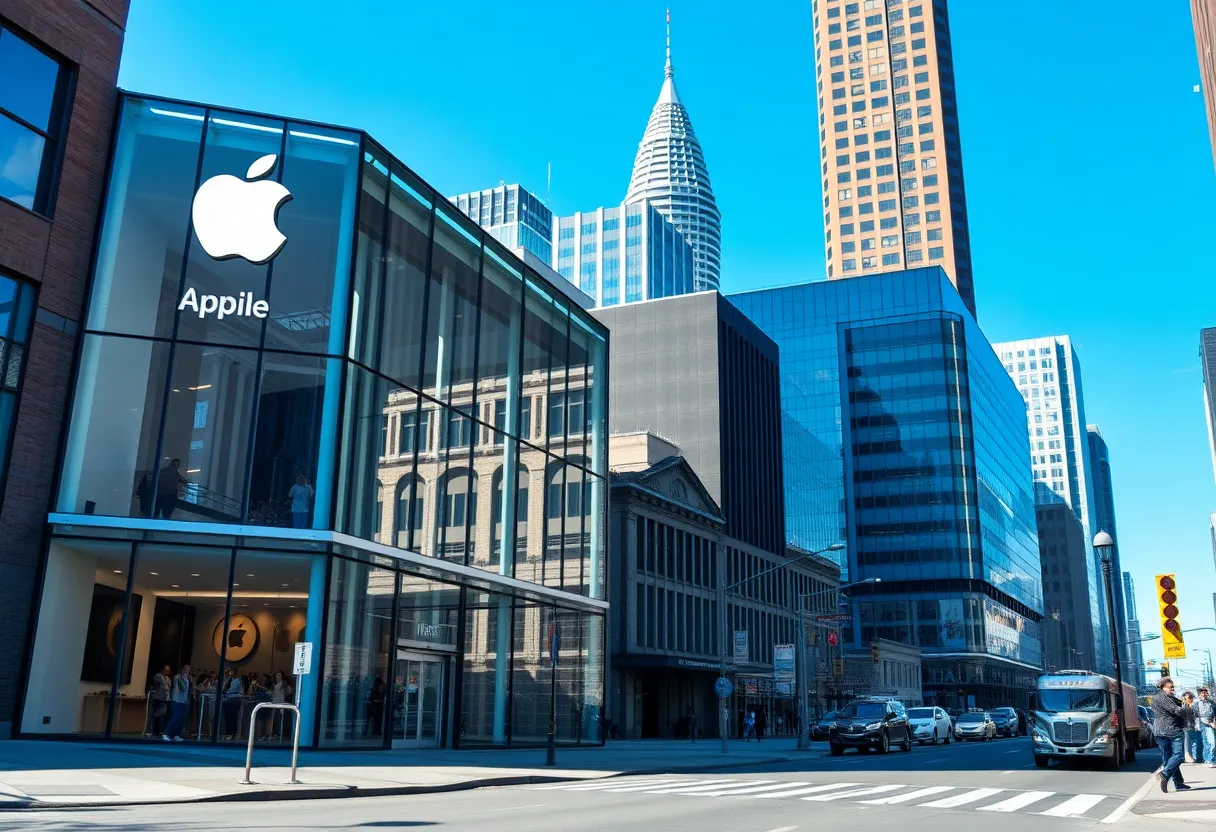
0,753,801,810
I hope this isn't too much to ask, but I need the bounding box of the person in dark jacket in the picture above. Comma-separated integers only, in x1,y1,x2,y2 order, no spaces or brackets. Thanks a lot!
1152,677,1191,792
1182,692,1202,763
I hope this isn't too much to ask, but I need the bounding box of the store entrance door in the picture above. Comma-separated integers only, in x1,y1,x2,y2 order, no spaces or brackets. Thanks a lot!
392,651,445,749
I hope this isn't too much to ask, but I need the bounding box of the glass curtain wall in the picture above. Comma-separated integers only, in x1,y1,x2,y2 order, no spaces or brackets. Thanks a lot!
57,97,359,528
0,273,35,506
22,538,324,743
334,144,607,600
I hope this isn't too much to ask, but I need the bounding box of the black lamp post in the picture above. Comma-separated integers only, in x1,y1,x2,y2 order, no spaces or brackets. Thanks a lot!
1094,530,1125,760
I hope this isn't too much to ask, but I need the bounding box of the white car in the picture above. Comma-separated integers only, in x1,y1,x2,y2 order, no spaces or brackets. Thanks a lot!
906,706,952,745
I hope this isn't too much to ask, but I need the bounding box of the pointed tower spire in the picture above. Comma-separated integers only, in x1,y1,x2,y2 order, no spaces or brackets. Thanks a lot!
665,9,673,79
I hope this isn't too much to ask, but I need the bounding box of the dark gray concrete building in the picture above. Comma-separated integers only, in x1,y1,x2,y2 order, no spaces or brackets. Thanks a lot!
1036,493,1098,673
593,292,785,553
1087,426,1129,671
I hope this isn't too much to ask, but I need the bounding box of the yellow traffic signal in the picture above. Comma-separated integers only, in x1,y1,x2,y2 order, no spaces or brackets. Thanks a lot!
1156,574,1186,659
870,642,880,663
1161,661,1170,678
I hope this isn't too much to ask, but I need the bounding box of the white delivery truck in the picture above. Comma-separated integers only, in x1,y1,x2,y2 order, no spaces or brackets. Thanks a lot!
1032,670,1141,769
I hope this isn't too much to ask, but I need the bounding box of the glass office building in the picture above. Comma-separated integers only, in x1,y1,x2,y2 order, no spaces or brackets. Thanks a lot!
20,94,608,749
732,267,1043,708
553,201,694,307
449,184,554,264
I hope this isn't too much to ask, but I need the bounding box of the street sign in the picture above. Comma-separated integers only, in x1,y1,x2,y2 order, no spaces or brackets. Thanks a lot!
714,677,734,699
293,642,313,676
827,631,839,647
733,630,748,663
814,614,852,623
774,644,795,683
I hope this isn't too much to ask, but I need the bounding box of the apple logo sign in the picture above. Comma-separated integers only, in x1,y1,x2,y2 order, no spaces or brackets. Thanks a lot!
228,622,246,649
191,153,292,265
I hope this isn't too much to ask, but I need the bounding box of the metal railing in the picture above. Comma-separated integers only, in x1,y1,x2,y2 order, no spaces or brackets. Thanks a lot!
240,703,302,785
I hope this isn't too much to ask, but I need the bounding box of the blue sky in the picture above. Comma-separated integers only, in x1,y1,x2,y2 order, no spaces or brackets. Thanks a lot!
119,0,1216,678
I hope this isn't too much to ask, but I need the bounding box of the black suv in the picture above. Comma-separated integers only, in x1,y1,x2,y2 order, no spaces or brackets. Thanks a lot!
829,699,912,755
990,707,1019,737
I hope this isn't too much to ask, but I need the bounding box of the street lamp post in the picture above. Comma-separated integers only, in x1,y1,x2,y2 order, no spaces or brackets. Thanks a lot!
1094,530,1125,762
794,577,881,750
716,542,845,754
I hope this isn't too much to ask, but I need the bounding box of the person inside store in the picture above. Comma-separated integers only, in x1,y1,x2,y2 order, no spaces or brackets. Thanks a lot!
155,458,187,520
162,663,192,741
221,668,245,740
145,664,171,737
289,475,314,529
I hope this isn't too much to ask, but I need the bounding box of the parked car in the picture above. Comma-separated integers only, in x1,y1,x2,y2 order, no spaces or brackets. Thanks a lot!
811,710,838,742
1137,706,1156,749
906,706,953,745
954,710,997,741
991,707,1019,737
829,698,913,755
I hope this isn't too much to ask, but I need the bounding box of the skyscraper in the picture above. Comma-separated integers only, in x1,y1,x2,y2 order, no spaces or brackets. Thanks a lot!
624,12,721,292
552,201,694,307
1201,327,1216,485
1122,572,1147,689
1193,0,1216,172
449,184,554,263
1087,426,1130,670
992,335,1106,673
811,0,976,315
733,267,1043,708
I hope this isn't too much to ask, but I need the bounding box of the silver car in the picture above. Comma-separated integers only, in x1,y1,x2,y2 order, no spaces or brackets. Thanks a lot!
907,706,953,745
954,711,997,741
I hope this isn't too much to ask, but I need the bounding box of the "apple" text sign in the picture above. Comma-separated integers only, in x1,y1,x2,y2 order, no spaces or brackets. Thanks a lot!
177,287,268,320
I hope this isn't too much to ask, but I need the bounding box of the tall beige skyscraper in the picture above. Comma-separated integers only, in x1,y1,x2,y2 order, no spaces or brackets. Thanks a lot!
1194,0,1216,172
812,0,976,315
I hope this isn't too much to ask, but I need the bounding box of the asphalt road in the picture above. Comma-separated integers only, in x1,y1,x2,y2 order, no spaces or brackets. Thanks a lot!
0,735,1178,832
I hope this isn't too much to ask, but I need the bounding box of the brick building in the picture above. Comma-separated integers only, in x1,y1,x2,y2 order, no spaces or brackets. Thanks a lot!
0,0,128,736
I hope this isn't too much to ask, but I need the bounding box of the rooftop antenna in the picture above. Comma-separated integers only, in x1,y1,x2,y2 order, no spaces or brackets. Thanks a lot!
665,8,673,79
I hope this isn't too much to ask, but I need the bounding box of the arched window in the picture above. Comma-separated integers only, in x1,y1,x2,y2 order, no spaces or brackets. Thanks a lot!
491,463,530,564
436,468,477,560
394,474,425,549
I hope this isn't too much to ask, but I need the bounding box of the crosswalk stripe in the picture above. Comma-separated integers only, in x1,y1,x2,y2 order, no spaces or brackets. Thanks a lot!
642,780,738,794
1039,794,1106,818
919,788,1005,808
978,791,1056,812
803,784,907,801
601,779,721,793
861,786,954,805
661,781,777,795
746,783,861,799
699,782,804,797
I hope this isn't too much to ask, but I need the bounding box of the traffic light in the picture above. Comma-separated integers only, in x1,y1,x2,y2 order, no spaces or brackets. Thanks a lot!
1156,574,1187,659
833,659,844,677
1160,662,1170,678
870,642,880,663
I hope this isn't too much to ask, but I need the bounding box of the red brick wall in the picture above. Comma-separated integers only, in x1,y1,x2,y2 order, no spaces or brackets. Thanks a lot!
0,0,128,734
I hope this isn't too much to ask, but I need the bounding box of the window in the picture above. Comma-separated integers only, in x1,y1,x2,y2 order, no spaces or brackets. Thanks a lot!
0,25,69,214
924,191,940,204
870,79,888,92
842,258,857,271
862,256,877,268
857,185,873,196
859,219,875,231
925,209,941,222
881,234,898,247
878,198,896,211
921,157,937,169
0,275,34,504
914,71,929,83
881,253,900,265
861,238,875,250
929,246,944,259
878,181,896,194
879,217,897,229
927,228,942,241
841,241,856,253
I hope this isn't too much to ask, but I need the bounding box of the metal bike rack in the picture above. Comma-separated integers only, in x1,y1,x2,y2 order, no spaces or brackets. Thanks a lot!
240,702,302,785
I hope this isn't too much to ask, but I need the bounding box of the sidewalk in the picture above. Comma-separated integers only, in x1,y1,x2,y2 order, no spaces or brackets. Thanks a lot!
1132,761,1216,822
0,737,801,809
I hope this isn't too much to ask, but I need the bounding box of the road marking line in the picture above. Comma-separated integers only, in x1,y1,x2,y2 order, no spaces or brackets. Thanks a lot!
467,803,547,814
1004,749,1024,754
978,791,1056,812
1101,774,1159,825
661,781,776,795
861,786,954,805
803,784,907,801
701,782,805,797
917,757,948,764
1040,794,1107,818
642,779,737,794
920,788,1005,808
763,827,798,832
535,778,675,791
746,783,861,799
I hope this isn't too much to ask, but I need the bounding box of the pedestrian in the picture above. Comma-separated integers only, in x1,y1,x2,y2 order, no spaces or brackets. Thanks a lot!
1182,692,1202,763
1151,677,1191,792
1196,687,1216,768
163,663,192,741
688,705,697,743
146,664,171,737
155,458,186,519
744,710,755,742
221,668,244,740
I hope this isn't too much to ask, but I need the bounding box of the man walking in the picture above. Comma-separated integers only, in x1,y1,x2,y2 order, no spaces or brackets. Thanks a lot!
1182,692,1201,763
1152,677,1191,792
1196,687,1216,768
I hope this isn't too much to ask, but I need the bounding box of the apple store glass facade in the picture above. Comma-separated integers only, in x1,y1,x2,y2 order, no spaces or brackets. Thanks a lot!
22,94,607,749
732,268,1043,709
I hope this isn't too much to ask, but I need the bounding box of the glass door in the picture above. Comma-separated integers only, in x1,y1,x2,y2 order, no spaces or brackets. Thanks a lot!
392,651,444,748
